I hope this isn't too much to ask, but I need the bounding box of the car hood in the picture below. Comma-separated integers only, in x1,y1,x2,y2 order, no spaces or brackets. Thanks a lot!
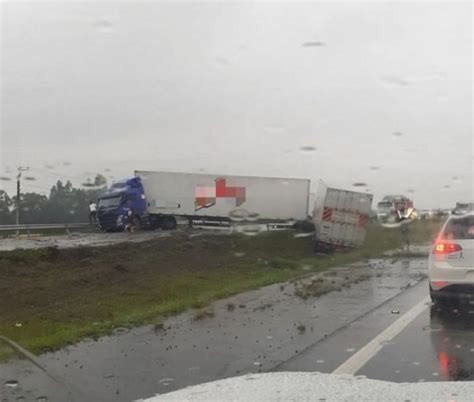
141,372,473,401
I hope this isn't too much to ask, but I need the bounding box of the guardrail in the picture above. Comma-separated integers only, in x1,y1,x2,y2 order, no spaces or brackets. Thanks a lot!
0,223,91,237
0,221,296,237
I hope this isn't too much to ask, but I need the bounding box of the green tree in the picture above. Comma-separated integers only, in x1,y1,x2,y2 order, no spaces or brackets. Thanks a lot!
0,190,14,225
13,192,49,224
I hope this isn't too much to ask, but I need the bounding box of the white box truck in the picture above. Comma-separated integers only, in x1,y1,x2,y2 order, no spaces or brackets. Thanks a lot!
313,181,373,251
97,170,311,231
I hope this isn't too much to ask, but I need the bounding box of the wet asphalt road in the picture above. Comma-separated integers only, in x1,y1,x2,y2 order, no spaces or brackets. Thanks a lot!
2,254,474,401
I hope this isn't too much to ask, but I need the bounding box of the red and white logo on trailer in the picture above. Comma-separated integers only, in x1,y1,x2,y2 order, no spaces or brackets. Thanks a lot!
195,178,246,211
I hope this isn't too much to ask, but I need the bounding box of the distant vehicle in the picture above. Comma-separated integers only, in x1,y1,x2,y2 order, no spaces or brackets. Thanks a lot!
429,211,474,305
376,194,415,223
452,202,474,215
434,209,450,218
312,181,373,252
418,209,434,220
97,171,311,232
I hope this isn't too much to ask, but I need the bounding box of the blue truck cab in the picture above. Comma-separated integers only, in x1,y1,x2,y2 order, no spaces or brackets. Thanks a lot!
97,177,147,231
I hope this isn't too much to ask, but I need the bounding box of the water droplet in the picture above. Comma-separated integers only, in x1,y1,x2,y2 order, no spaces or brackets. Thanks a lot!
229,209,248,222
44,164,55,169
247,212,260,222
215,57,231,67
94,18,114,33
316,359,324,363
412,361,420,365
253,361,262,366
4,380,18,388
103,373,114,379
0,176,11,181
35,397,48,402
302,41,326,47
24,176,36,181
234,252,246,258
346,348,356,352
369,166,381,171
352,182,367,187
300,146,317,152
432,372,439,376
406,189,415,194
392,131,403,138
443,184,450,189
63,162,71,166
112,327,129,335
294,232,314,238
158,377,175,384
380,76,410,87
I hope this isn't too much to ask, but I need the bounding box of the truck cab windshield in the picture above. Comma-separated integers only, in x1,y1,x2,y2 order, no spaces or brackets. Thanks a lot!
98,196,122,209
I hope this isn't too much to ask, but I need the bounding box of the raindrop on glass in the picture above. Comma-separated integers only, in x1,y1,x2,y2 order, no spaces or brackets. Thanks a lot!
300,146,317,152
94,18,114,33
302,41,326,47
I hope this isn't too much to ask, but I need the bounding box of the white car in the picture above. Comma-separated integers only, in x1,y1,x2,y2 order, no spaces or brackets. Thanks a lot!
429,211,474,304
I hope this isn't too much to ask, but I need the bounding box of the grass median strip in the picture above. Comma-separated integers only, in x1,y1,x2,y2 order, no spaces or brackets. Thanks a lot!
0,220,441,355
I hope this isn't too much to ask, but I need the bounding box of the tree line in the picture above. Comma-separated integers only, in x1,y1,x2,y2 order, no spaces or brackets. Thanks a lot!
0,174,107,225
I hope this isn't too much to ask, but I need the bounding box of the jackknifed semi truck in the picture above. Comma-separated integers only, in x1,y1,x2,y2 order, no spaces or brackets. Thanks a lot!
97,171,311,232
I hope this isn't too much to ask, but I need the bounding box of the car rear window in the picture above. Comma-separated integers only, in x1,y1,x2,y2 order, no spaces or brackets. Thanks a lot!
443,216,474,240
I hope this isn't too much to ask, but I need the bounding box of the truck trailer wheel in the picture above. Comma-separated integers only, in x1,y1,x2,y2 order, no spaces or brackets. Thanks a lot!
162,216,177,230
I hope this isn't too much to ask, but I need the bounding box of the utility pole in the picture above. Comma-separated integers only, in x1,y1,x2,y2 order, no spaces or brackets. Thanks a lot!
16,166,29,238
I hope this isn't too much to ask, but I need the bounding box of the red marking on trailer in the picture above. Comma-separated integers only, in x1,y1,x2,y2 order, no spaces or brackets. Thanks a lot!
322,208,333,221
358,214,368,227
195,178,246,211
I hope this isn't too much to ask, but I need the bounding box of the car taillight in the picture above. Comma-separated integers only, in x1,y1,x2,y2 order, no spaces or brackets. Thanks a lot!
433,243,462,254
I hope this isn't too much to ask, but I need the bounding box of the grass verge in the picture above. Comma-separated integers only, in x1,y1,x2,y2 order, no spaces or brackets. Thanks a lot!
0,220,441,355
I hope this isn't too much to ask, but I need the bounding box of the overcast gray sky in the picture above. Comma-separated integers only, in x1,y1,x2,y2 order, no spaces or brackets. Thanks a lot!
1,1,472,209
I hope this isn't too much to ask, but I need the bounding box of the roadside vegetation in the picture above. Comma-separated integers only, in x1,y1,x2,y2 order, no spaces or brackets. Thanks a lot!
0,220,442,355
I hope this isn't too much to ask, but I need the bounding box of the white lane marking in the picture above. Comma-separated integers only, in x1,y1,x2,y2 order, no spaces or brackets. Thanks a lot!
333,296,430,375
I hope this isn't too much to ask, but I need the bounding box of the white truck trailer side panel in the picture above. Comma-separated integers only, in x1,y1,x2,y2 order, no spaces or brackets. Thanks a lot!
136,171,310,221
313,181,373,247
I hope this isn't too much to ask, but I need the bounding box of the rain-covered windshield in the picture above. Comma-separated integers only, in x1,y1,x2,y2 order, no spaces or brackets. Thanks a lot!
1,2,472,401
